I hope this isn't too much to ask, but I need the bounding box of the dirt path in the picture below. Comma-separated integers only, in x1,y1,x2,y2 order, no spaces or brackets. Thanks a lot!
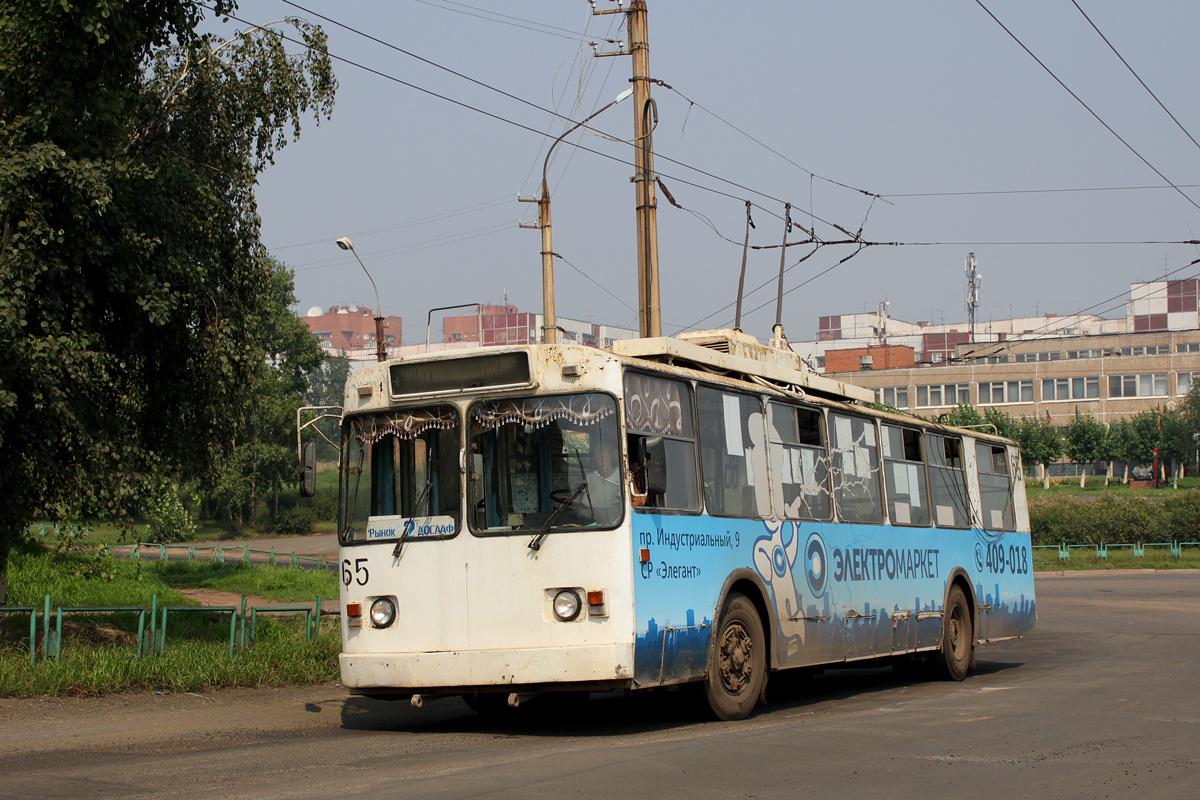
175,587,339,613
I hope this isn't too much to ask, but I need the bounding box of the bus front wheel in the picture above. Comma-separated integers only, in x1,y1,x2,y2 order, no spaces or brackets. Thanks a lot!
935,585,973,681
705,591,766,720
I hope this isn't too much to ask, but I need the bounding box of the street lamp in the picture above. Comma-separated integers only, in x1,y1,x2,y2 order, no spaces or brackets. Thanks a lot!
336,236,388,362
536,87,633,344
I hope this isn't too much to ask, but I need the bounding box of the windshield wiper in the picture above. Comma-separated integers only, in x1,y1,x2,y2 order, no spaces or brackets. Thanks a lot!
528,480,587,553
393,476,435,559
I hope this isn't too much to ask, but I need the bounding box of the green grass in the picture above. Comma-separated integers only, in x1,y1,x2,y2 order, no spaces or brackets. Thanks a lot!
0,622,340,697
0,546,339,697
151,560,338,602
1033,544,1200,571
1024,476,1200,497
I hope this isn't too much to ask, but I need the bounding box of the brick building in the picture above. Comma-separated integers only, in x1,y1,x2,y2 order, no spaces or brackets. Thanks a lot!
301,305,403,355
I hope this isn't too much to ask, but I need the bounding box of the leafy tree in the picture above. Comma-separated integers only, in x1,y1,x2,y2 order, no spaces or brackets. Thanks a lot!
204,258,324,530
1062,413,1106,487
1105,418,1142,485
938,404,983,428
0,2,335,603
1015,415,1063,488
307,352,352,409
1128,409,1165,483
1157,406,1193,487
304,351,350,461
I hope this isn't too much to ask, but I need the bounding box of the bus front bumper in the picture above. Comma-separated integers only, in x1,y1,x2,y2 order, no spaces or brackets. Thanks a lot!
340,643,636,694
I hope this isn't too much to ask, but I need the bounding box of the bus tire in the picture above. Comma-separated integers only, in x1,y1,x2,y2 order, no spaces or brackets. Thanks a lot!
935,585,973,681
705,591,766,720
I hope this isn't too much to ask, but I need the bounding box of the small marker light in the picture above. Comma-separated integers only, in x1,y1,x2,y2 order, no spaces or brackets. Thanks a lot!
639,548,651,563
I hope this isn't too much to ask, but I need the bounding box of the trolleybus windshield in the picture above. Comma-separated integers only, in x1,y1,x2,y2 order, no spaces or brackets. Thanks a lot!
341,405,462,544
468,393,623,533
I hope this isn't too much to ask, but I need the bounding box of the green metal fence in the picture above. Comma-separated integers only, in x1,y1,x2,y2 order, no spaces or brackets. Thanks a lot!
1032,541,1199,561
2,593,332,664
109,542,333,571
26,524,333,571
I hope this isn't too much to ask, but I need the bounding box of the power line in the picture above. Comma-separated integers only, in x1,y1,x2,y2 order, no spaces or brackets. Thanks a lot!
975,0,1200,214
555,253,638,313
884,183,1200,199
729,245,870,329
1071,0,1200,156
292,221,513,270
663,85,883,201
263,3,855,237
410,0,601,42
268,195,511,250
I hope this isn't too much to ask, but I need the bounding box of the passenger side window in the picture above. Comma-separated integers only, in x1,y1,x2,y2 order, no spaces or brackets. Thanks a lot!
926,433,970,528
624,373,700,512
767,402,831,520
882,424,930,526
828,413,883,524
696,388,771,518
976,441,1015,531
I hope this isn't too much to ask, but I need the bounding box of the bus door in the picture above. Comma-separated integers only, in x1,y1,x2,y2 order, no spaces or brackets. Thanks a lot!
973,439,1031,641
764,401,842,668
880,423,934,655
827,412,886,661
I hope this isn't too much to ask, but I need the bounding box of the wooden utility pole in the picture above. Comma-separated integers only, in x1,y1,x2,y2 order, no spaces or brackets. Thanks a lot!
595,0,661,339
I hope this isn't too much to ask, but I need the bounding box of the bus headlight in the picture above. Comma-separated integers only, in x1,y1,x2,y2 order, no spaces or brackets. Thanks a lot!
370,597,396,628
552,589,582,622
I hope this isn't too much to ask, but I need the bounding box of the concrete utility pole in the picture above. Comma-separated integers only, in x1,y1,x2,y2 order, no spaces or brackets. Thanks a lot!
594,0,661,339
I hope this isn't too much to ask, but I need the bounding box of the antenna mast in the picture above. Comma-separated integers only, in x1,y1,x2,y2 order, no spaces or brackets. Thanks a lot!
593,0,661,338
965,252,980,344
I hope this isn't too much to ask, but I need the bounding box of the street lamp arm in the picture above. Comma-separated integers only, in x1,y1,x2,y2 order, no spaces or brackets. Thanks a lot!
541,87,634,196
336,236,387,362
336,236,383,319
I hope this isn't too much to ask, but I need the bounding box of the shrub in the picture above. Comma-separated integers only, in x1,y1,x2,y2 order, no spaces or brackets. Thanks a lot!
1029,492,1200,545
144,488,197,544
274,506,315,536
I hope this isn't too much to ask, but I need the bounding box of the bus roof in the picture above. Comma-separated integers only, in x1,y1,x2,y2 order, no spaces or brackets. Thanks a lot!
610,329,875,404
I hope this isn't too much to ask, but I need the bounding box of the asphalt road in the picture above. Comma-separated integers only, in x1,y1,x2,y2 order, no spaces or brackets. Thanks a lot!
2,571,1197,800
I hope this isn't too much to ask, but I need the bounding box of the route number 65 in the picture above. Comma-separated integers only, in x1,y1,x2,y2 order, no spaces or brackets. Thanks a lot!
342,558,369,587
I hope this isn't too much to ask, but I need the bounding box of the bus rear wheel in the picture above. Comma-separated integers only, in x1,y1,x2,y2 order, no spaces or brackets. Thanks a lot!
935,585,973,681
705,591,766,720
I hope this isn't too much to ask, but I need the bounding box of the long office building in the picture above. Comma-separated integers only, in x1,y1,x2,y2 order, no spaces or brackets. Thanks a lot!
818,280,1200,424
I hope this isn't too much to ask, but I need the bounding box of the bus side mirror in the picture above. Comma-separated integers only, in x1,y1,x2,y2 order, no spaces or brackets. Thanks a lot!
642,436,668,496
300,442,316,497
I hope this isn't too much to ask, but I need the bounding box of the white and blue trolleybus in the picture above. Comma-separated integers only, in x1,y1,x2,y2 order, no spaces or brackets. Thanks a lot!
322,329,1035,720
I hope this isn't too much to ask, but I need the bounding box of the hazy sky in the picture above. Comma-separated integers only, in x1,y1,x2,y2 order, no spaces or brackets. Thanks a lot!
209,1,1200,345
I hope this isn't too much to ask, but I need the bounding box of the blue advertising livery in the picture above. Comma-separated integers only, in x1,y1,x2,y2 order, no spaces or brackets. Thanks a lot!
631,512,1035,684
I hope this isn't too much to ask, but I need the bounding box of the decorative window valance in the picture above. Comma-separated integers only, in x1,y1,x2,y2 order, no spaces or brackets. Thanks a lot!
352,408,458,444
473,394,614,430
